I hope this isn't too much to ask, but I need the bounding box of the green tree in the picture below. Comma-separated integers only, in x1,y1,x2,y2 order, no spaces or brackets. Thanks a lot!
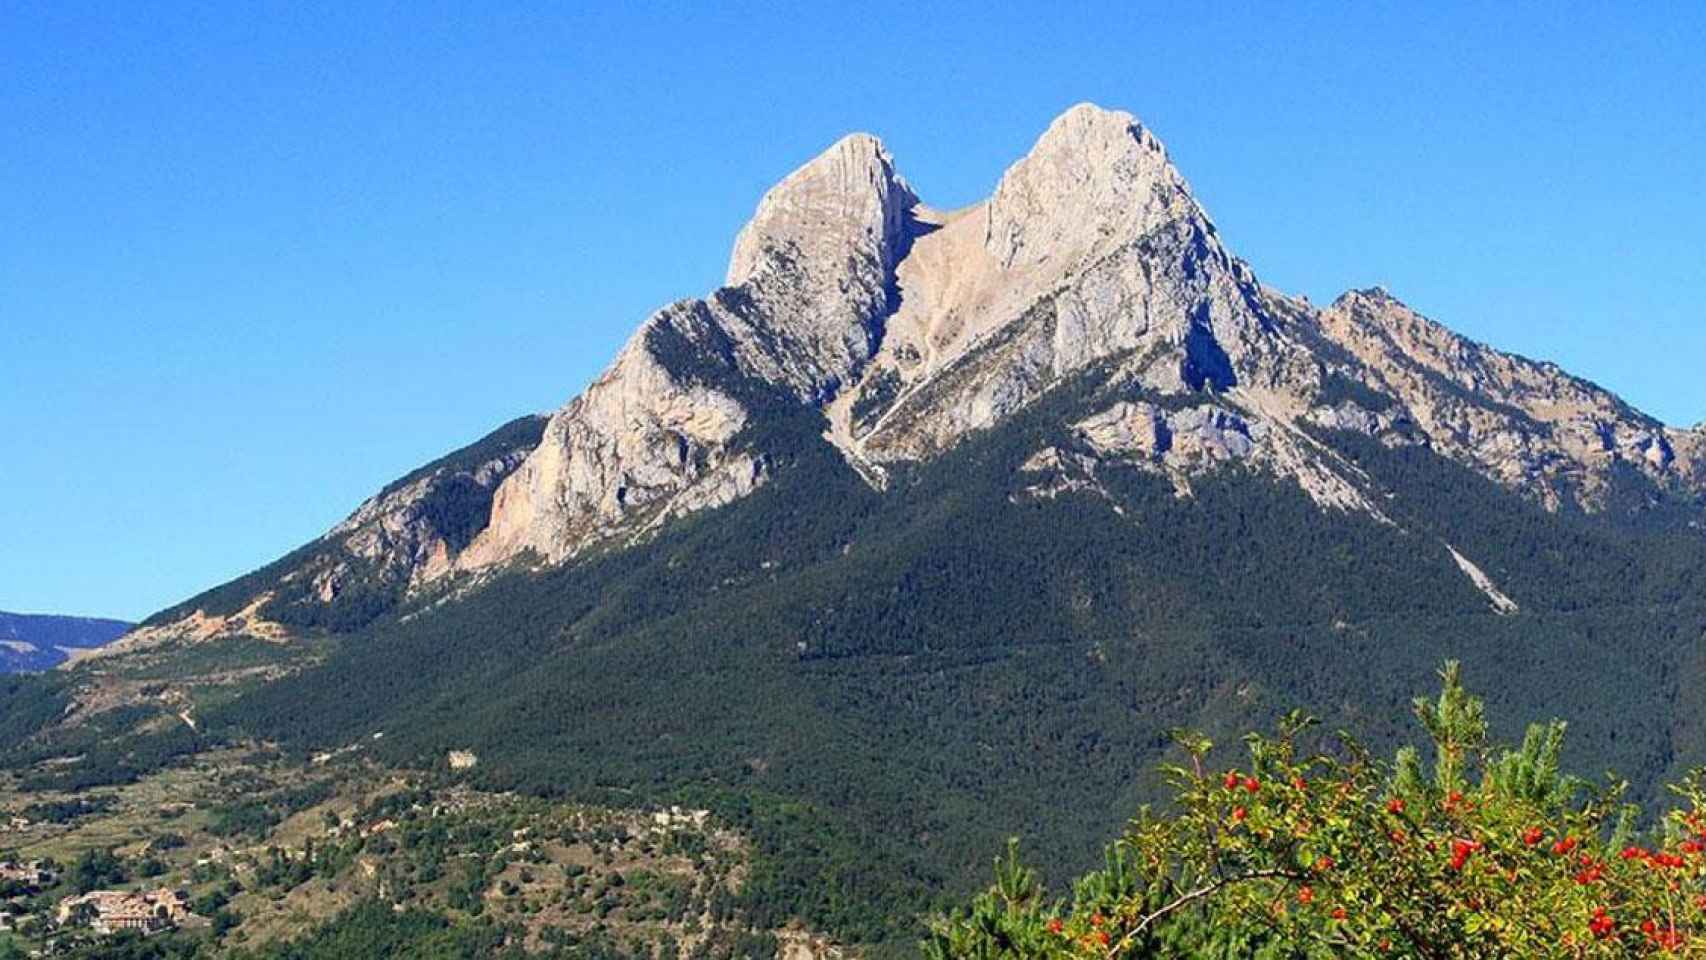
929,663,1706,958
72,847,128,893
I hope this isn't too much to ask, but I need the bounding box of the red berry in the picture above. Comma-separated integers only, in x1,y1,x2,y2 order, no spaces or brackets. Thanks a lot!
1386,797,1405,815
1243,776,1261,793
1224,771,1240,790
1590,905,1617,938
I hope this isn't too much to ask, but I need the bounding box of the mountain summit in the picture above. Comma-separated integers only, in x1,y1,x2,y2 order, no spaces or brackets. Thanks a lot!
116,102,1704,650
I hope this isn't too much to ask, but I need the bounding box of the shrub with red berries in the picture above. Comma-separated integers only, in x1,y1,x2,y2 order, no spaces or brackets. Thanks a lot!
926,662,1706,958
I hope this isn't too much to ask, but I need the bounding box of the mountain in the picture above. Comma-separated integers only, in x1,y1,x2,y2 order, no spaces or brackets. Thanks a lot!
18,103,1706,950
0,611,131,672
105,103,1705,652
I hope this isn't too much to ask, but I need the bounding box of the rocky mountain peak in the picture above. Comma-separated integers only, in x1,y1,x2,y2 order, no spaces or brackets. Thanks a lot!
449,137,923,571
725,132,915,288
130,103,1706,648
719,132,920,401
985,102,1195,273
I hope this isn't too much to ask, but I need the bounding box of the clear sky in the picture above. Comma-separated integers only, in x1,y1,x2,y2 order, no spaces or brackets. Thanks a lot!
4,3,1704,621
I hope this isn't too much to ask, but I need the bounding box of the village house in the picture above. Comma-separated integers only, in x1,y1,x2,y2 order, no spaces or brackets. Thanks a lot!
0,859,57,889
56,887,194,935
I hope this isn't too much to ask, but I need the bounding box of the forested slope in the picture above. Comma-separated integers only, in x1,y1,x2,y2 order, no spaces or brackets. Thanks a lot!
35,376,1685,948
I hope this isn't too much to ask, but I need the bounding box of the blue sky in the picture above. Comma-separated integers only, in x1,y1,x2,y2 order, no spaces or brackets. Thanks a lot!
4,3,1703,621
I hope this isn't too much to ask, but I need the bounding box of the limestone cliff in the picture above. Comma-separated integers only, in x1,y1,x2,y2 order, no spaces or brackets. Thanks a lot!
459,133,917,567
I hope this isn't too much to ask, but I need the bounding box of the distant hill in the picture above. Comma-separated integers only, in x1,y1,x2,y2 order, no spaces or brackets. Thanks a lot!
0,611,131,672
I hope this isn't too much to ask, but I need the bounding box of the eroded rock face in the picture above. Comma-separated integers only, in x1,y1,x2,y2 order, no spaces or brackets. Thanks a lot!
329,433,539,587
1308,288,1700,507
460,134,918,568
984,103,1187,274
831,103,1318,469
1054,400,1380,514
109,416,548,651
459,312,754,567
1675,427,1706,492
725,133,918,399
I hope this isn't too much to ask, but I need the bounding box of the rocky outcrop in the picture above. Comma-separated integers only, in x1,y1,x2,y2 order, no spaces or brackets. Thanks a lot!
984,103,1190,276
1445,544,1520,615
1048,400,1380,513
124,416,547,648
458,313,754,567
1675,427,1706,494
460,134,917,568
91,593,293,661
830,104,1317,469
325,422,542,588
725,133,918,399
1307,288,1700,509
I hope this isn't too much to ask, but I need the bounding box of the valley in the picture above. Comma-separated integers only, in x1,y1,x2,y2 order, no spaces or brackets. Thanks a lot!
0,747,843,959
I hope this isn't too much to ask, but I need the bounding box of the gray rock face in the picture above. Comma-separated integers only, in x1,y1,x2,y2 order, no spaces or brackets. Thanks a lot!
461,134,917,568
1678,427,1706,491
460,309,756,567
1308,288,1701,508
1056,399,1379,513
327,436,537,588
828,104,1315,471
725,133,918,399
105,416,548,653
984,104,1185,274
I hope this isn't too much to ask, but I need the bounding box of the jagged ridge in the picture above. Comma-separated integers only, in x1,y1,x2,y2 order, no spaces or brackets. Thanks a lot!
129,102,1704,641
